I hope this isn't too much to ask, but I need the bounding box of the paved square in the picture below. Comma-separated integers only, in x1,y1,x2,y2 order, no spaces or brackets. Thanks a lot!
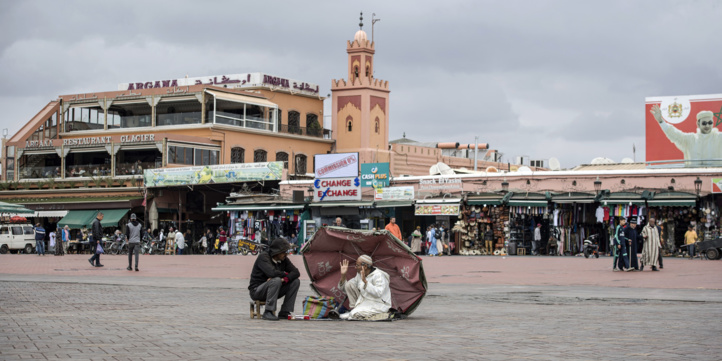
1,254,721,360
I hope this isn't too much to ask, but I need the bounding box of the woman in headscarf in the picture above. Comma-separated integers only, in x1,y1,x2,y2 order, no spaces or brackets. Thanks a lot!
427,225,438,256
410,226,423,255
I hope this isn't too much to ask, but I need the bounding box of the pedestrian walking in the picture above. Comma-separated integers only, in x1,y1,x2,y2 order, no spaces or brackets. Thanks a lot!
34,223,46,256
684,225,698,259
533,223,542,256
410,226,423,255
88,212,104,267
175,229,185,255
427,225,438,256
126,213,142,271
49,227,57,254
62,226,70,254
54,227,65,256
624,218,640,270
613,218,631,272
640,217,661,271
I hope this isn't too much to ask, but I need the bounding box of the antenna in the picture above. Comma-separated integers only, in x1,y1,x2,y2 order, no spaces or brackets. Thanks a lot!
359,12,363,30
372,13,381,43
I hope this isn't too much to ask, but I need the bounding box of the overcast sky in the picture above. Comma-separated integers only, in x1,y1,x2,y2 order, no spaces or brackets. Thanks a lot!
1,0,721,168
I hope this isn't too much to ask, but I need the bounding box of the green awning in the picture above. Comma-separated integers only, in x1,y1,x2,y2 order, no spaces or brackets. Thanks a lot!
603,199,647,205
0,203,35,215
647,199,696,207
468,199,503,206
99,209,129,227
58,210,98,229
212,204,305,211
507,200,548,207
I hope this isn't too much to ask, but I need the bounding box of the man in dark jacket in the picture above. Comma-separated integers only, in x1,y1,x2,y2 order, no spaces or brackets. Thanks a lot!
624,219,640,271
248,238,300,321
88,212,104,267
34,223,46,256
126,213,142,271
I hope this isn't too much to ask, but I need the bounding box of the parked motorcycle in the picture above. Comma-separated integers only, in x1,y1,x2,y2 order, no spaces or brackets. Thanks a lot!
583,234,600,258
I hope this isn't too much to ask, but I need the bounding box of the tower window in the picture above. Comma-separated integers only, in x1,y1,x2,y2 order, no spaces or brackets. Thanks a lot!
374,117,380,133
346,116,353,132
354,66,359,79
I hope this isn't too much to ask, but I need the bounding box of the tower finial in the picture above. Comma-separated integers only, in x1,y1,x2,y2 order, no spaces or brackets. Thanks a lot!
359,12,363,30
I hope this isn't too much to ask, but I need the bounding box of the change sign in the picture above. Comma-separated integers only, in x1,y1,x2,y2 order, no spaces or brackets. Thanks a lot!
312,177,362,202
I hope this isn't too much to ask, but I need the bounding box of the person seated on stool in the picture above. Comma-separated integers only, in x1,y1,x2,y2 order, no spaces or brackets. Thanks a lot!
338,255,392,320
248,238,300,321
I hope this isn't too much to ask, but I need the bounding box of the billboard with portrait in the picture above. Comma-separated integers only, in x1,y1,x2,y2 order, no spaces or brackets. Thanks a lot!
645,94,722,166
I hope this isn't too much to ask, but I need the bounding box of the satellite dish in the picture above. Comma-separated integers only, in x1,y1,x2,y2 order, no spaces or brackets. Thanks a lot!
436,162,454,175
486,166,498,173
517,166,532,175
591,157,614,165
549,157,561,171
621,158,634,164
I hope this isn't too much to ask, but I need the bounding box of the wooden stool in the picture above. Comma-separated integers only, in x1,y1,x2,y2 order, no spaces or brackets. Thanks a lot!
517,248,526,256
250,300,266,319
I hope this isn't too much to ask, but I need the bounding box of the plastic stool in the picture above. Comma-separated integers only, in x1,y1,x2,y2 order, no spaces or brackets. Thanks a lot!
250,300,266,319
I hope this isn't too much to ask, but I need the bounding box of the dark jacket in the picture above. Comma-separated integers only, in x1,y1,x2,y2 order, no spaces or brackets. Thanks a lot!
484,229,494,241
91,217,103,246
248,238,299,291
34,226,46,241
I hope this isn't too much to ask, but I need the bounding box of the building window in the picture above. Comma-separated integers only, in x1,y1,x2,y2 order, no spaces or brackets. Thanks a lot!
168,146,194,165
231,147,245,164
375,117,380,133
346,116,353,132
276,152,289,169
354,66,359,79
288,111,300,134
254,149,267,162
194,149,219,166
295,154,307,175
307,113,321,137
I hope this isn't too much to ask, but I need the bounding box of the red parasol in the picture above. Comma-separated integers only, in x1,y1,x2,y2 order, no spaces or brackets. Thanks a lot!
301,226,427,316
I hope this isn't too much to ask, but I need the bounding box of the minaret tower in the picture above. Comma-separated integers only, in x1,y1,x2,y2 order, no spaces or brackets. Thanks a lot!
331,12,391,164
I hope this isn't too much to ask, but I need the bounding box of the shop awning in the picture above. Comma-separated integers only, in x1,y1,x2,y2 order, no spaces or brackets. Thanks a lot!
646,191,696,207
551,192,597,204
374,201,414,208
467,195,503,206
34,210,69,218
601,192,646,206
0,201,35,215
99,209,129,227
312,201,374,207
206,90,278,109
415,198,461,204
212,204,305,211
507,200,548,207
58,210,98,229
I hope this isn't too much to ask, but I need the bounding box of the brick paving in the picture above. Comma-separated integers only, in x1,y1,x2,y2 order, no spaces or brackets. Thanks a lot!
1,253,721,360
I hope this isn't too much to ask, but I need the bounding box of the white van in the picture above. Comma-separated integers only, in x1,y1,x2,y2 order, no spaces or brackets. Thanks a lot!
0,224,36,254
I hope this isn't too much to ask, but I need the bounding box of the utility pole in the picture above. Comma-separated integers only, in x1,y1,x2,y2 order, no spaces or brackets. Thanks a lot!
474,136,479,172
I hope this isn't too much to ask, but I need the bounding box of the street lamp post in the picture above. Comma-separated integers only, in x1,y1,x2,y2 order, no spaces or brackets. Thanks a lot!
594,176,602,195
694,177,702,196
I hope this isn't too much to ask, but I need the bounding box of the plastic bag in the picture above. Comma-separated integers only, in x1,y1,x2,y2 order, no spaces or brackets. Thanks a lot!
96,243,104,254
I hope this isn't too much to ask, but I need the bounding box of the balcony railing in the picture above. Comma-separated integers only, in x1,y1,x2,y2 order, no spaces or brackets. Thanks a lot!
278,125,331,139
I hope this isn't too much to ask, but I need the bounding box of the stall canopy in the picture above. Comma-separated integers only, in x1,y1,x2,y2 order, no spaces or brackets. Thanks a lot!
467,193,504,206
551,192,597,204
0,201,35,215
99,209,130,227
374,201,414,208
34,210,69,218
601,192,646,206
212,204,305,212
647,191,697,207
507,192,549,207
58,210,98,229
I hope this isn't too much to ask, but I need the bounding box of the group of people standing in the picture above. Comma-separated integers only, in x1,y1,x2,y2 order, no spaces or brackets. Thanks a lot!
613,217,665,272
33,223,71,256
407,223,449,257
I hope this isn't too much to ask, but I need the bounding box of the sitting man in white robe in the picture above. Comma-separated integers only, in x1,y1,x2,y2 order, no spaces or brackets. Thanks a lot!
338,255,392,320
